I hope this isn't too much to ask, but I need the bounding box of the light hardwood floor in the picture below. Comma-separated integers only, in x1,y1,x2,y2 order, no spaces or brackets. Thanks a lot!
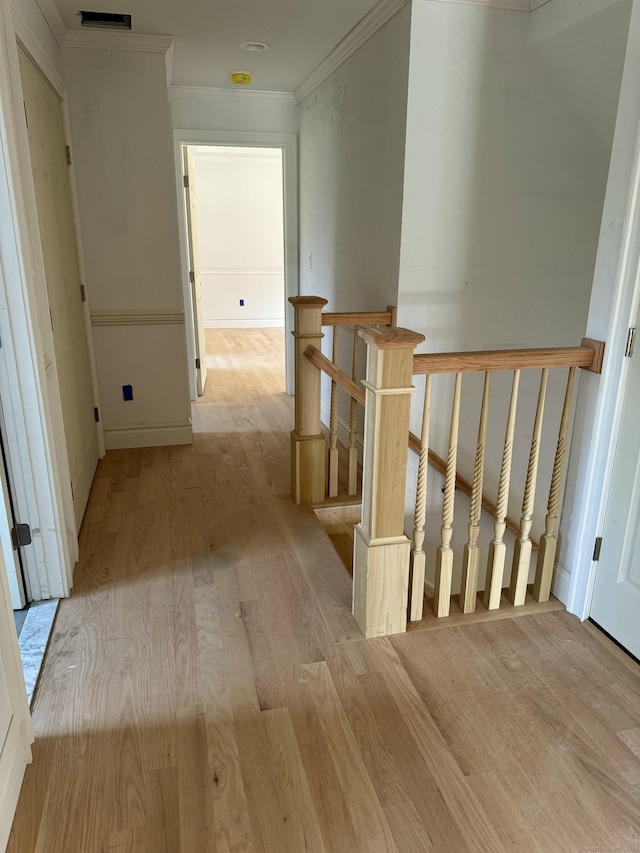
8,327,640,851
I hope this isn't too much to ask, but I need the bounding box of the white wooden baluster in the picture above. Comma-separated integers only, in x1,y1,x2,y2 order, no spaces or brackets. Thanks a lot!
434,372,462,618
409,375,433,622
509,368,549,606
484,370,521,610
328,327,339,498
533,366,576,602
348,326,359,496
460,372,491,614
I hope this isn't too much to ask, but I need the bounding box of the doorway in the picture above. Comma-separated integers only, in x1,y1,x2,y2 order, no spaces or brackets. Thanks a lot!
183,144,287,393
589,302,640,660
174,130,298,400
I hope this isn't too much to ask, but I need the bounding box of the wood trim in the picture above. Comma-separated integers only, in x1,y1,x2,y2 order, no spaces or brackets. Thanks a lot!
407,430,536,549
581,337,605,373
295,0,410,103
412,343,602,375
60,31,173,53
359,326,425,350
304,345,365,406
322,310,394,327
168,85,297,105
289,296,328,309
103,422,192,450
90,310,185,327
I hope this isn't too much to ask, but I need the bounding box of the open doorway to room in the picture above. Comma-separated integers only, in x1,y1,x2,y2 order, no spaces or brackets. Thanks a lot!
175,130,298,402
182,144,288,396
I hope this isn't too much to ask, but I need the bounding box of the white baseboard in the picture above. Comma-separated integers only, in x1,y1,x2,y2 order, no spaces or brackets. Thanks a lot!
204,318,285,329
552,562,571,605
103,422,193,450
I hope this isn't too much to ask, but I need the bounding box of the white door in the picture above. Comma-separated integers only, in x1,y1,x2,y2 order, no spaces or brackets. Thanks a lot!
183,148,208,396
0,431,25,610
19,46,99,530
590,311,640,658
0,528,32,851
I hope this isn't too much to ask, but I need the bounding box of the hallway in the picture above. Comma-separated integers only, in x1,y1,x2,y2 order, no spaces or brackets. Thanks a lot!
8,329,640,851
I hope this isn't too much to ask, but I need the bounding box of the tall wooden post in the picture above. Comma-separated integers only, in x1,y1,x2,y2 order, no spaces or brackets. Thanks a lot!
353,326,425,638
289,296,328,504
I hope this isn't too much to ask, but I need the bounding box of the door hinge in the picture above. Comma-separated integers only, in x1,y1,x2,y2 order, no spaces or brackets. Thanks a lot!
195,357,201,370
80,283,87,302
189,270,195,283
11,523,32,549
593,536,603,561
625,327,636,358
183,174,189,188
65,145,72,166
94,406,100,422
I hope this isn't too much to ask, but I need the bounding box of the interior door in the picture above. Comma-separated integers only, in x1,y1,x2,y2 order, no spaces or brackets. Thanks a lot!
18,46,99,530
0,423,25,610
183,147,208,396
590,308,640,658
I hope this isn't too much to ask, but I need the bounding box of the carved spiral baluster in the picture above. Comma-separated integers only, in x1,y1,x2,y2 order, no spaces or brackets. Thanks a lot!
328,327,339,497
434,372,462,618
409,374,432,622
460,372,491,614
484,370,521,610
509,368,549,605
533,366,576,602
348,326,359,495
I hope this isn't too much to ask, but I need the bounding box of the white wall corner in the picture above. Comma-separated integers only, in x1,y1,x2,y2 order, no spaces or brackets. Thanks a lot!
33,0,66,42
295,0,410,103
168,85,297,105
60,30,174,53
11,2,64,95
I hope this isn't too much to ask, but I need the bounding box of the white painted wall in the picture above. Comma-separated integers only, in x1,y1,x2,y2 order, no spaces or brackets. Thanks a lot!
397,0,630,601
170,89,299,135
299,5,411,312
63,46,192,448
192,146,285,327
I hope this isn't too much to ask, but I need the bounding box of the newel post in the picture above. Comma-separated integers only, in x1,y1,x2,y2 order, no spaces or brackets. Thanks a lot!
289,296,328,504
353,326,425,638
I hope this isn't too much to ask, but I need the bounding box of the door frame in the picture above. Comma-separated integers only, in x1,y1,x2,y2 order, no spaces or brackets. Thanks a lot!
173,129,299,398
565,0,640,620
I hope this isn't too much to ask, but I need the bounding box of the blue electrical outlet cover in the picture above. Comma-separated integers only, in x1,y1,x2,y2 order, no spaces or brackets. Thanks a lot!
239,299,245,306
123,384,133,401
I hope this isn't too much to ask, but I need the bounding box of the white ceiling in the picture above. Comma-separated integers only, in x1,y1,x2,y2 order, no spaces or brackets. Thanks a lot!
51,0,380,91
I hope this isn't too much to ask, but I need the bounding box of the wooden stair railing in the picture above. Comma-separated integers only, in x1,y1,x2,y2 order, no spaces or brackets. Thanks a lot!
289,295,606,639
408,338,605,621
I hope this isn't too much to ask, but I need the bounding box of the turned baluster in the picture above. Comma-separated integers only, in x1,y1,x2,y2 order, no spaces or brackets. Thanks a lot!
348,326,359,496
484,370,521,610
509,369,549,605
353,326,424,638
289,296,327,504
409,374,432,622
460,372,491,614
434,372,463,618
328,328,339,498
533,367,576,602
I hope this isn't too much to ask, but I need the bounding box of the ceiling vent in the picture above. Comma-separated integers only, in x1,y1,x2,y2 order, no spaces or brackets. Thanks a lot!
79,11,132,30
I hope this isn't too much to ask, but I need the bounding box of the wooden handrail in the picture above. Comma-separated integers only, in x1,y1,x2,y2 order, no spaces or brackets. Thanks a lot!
412,339,604,375
323,310,394,327
408,431,537,549
304,345,365,406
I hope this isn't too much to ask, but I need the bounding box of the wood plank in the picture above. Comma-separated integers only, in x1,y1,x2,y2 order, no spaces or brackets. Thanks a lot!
412,342,603,375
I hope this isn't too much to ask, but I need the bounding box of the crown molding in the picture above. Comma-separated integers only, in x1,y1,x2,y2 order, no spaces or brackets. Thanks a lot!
529,0,553,9
60,30,174,53
169,85,297,105
295,0,410,103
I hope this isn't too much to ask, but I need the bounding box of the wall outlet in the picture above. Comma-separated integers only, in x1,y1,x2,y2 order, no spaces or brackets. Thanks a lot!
239,299,245,306
122,384,133,401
